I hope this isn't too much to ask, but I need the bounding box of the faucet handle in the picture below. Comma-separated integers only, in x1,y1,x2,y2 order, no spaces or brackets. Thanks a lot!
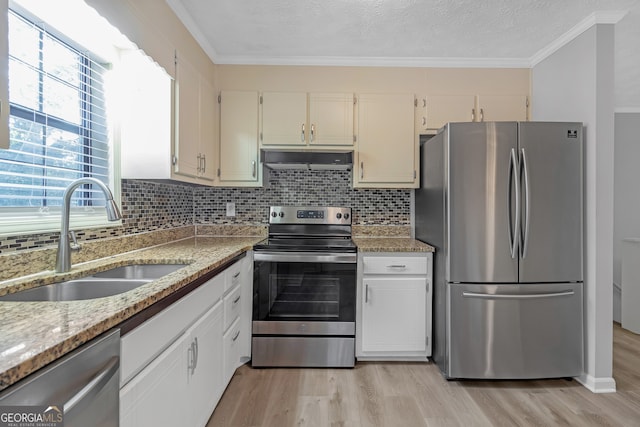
69,231,82,251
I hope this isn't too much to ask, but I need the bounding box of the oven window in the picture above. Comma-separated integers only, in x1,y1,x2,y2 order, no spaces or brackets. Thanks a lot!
254,261,356,322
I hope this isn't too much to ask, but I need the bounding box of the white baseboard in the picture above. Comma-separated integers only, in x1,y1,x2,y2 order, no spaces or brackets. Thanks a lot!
576,374,617,393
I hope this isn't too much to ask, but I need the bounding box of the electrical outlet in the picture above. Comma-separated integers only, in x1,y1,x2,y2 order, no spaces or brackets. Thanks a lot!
226,202,236,217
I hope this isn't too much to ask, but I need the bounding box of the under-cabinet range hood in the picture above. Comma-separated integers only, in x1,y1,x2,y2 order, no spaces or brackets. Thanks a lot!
260,149,353,170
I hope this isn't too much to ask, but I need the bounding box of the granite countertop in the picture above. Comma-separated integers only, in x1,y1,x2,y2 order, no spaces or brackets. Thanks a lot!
353,237,435,253
0,232,433,392
0,236,263,391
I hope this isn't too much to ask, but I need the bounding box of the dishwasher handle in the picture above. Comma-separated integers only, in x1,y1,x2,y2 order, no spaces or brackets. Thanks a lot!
64,356,119,414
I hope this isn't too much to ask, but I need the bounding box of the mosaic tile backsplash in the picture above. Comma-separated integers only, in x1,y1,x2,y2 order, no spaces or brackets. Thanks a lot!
1,170,410,253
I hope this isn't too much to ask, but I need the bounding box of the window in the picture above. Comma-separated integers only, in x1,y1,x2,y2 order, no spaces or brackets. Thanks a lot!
0,5,120,235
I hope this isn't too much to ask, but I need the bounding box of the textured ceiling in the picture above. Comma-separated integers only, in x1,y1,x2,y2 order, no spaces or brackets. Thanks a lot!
167,0,640,109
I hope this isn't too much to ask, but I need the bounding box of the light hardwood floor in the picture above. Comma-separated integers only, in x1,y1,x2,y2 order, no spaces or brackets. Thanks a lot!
207,324,640,426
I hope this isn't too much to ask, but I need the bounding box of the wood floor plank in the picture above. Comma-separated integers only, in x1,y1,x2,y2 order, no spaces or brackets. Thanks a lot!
206,325,640,427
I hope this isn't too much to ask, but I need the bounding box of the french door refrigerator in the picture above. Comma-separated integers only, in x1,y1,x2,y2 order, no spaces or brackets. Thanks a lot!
416,121,584,379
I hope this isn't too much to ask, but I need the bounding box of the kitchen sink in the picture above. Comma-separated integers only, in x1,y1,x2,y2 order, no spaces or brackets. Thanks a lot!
90,263,188,280
0,263,188,302
0,278,152,301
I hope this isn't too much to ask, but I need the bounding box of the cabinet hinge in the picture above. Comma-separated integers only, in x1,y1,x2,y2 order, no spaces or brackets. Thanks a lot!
260,95,263,105
172,155,177,165
218,94,221,103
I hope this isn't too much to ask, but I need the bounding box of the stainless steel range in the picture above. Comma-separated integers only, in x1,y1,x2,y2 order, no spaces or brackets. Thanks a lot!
252,206,357,367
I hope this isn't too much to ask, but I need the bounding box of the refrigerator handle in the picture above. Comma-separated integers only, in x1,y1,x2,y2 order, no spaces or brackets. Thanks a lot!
508,148,520,258
462,290,575,300
521,148,531,259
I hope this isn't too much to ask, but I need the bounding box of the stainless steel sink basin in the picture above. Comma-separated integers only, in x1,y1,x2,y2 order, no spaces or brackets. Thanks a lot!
90,264,188,280
0,278,152,302
0,263,188,302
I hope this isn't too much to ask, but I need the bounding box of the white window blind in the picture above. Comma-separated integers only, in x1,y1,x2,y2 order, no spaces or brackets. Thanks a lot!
0,8,118,235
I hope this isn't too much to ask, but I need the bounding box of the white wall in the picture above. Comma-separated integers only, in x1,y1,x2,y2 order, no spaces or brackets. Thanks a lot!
613,113,640,322
532,24,616,393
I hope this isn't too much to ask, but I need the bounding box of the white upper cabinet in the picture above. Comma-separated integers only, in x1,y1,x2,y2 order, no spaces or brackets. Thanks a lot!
1,0,10,149
174,52,216,183
354,93,417,188
476,94,528,122
424,95,476,131
308,93,354,146
260,92,307,146
260,91,354,148
217,91,261,186
424,94,529,131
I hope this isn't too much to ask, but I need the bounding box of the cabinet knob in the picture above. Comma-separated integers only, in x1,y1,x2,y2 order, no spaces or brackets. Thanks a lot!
301,123,305,142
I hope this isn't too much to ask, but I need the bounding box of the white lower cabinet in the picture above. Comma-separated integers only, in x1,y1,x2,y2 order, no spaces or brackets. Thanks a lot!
188,302,225,427
119,253,253,427
356,252,433,360
223,317,242,385
361,277,427,353
120,332,190,427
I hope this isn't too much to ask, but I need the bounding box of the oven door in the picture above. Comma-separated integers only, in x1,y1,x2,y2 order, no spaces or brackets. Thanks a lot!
253,251,356,326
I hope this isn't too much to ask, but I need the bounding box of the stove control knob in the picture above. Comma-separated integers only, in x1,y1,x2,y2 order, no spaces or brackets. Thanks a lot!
271,211,277,218
344,213,350,220
336,213,342,219
279,212,285,218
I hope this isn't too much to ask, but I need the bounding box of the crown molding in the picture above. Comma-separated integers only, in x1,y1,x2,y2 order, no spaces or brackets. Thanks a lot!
213,55,532,68
165,0,219,62
529,10,628,67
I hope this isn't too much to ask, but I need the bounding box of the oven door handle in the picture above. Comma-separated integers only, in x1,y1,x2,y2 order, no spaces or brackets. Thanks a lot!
253,252,357,264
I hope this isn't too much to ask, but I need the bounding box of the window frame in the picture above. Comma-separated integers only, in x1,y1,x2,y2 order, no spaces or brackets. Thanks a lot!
0,6,121,237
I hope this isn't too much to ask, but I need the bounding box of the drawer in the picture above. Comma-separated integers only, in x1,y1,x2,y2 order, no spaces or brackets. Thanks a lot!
223,284,242,330
224,261,243,293
363,256,427,275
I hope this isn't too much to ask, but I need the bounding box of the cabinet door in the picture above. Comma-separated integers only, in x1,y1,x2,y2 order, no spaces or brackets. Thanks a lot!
223,317,242,386
425,95,475,130
174,54,201,178
355,93,416,187
120,333,190,427
0,0,8,149
361,277,427,352
219,91,260,183
188,300,224,427
308,93,354,146
477,95,528,122
198,77,216,182
261,92,307,146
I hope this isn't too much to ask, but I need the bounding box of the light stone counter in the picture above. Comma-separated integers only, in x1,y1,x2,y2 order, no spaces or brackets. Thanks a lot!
0,236,263,391
353,237,435,253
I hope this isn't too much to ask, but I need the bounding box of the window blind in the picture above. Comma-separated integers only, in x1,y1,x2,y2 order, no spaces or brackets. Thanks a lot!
0,9,115,234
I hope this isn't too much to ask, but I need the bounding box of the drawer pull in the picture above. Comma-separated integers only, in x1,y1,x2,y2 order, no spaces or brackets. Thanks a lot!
387,264,407,269
233,295,241,304
232,330,240,342
233,272,240,279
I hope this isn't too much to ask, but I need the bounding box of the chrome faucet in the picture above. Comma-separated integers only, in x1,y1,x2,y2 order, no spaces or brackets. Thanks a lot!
55,177,122,273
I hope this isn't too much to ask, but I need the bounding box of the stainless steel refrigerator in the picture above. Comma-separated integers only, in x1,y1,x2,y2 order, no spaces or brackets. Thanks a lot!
416,121,584,379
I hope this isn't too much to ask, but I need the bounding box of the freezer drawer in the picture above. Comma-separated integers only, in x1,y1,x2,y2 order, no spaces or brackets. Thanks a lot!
448,282,583,379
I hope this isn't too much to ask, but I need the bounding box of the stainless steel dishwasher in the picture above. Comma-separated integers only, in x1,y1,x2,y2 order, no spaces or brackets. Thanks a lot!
0,329,120,426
